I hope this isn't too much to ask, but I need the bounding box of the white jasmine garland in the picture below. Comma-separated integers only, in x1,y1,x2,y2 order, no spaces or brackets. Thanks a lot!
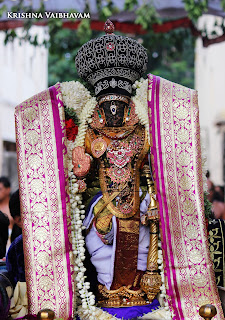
132,97,150,143
132,77,145,89
61,81,92,118
131,79,150,143
74,97,97,147
61,81,97,168
69,172,97,320
134,78,148,100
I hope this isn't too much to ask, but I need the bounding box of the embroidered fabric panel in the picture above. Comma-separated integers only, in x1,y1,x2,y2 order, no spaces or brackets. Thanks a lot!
208,219,225,287
110,217,140,289
15,84,74,319
148,74,224,319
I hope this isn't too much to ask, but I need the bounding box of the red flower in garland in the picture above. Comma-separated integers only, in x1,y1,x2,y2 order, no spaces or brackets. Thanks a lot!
65,118,78,141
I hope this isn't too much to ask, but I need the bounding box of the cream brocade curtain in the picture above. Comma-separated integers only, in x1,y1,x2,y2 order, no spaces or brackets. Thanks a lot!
148,74,224,319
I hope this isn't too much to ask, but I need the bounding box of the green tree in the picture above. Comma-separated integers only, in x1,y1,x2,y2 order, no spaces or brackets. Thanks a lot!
48,27,194,89
142,28,195,88
48,28,80,86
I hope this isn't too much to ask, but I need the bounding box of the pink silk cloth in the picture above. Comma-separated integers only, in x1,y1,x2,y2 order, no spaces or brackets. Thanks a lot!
15,84,74,319
148,74,224,319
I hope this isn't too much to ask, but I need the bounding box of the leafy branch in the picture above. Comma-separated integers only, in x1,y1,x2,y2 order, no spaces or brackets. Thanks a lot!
183,0,208,22
135,2,160,29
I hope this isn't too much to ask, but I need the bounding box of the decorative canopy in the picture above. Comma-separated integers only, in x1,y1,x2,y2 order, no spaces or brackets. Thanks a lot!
1,0,225,21
0,0,225,46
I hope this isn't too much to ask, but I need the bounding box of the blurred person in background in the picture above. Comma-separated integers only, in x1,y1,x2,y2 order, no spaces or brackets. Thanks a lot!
9,190,22,243
0,210,9,259
215,185,225,201
212,191,225,220
0,177,12,256
0,177,14,232
206,170,215,202
0,191,24,320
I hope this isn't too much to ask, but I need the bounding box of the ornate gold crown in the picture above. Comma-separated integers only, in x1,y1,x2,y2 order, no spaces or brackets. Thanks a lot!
75,20,148,98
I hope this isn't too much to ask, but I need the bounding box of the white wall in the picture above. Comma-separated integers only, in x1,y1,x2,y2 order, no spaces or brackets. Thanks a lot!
195,15,225,185
0,26,48,143
0,26,48,185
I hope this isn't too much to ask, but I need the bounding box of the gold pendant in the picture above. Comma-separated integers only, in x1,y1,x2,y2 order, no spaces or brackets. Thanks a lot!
91,138,107,158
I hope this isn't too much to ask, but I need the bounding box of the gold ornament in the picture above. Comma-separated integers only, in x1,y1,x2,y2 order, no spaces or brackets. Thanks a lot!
91,138,107,158
37,309,55,320
98,284,147,307
140,165,161,302
199,304,217,320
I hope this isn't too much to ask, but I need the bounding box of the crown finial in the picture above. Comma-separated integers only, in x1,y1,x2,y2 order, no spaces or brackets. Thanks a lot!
104,19,115,34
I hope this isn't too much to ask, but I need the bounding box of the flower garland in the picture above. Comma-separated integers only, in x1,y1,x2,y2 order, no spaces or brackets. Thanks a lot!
132,78,150,143
62,81,97,172
61,80,170,320
62,81,92,118
68,173,97,320
74,97,97,147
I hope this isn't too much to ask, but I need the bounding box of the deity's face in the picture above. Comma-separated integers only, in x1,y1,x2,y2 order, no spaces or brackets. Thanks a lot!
101,100,129,127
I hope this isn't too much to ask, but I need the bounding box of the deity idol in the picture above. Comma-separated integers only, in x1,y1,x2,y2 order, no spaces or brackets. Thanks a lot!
14,20,224,320
73,20,161,311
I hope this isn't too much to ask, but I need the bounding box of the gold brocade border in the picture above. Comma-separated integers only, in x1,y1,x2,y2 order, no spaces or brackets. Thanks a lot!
152,77,224,319
15,85,73,319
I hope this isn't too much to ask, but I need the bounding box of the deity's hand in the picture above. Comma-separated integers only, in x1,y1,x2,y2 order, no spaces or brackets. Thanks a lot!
72,146,91,178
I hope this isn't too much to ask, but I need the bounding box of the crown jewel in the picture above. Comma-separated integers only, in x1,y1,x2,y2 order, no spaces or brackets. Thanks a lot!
104,19,115,34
